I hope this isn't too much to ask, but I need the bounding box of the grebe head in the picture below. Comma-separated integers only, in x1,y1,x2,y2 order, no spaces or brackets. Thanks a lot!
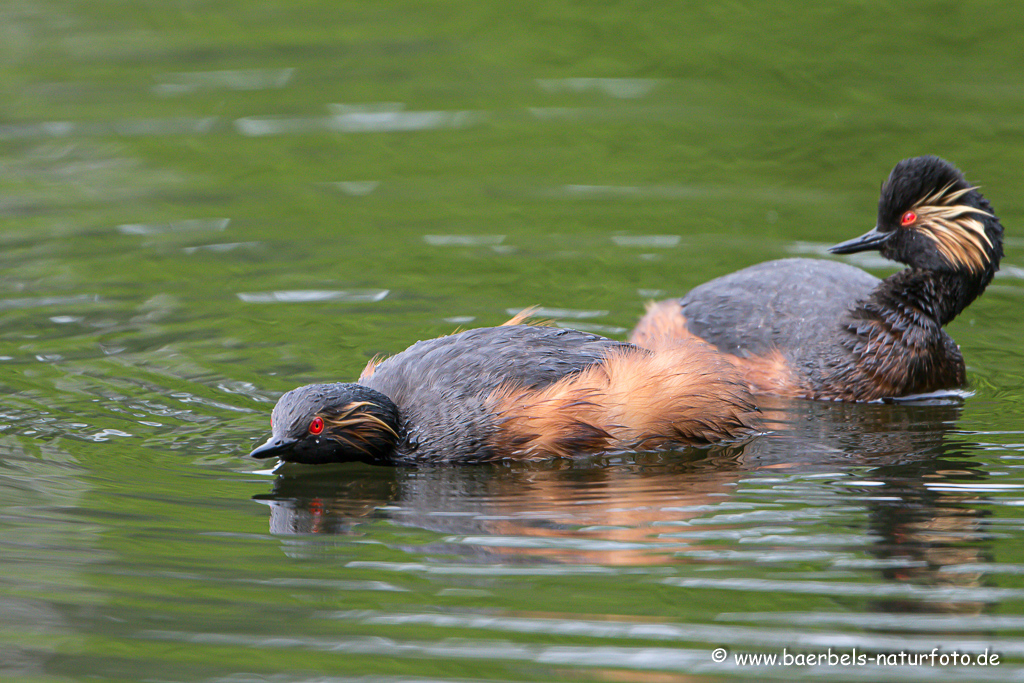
831,156,1003,282
249,383,400,465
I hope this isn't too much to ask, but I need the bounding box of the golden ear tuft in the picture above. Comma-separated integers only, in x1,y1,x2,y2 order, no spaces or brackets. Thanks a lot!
320,401,399,455
911,184,994,272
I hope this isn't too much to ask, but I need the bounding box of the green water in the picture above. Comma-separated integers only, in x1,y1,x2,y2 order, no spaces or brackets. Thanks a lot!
3,1,1024,681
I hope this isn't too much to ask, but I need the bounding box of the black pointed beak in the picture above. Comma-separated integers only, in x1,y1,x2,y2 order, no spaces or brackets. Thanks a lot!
249,435,296,459
829,226,893,255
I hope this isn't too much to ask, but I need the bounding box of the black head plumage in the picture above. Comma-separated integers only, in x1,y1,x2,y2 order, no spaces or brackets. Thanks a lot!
249,383,401,465
832,156,1003,282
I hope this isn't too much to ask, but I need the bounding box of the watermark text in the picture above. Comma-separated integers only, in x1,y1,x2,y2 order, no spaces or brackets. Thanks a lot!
711,647,1000,668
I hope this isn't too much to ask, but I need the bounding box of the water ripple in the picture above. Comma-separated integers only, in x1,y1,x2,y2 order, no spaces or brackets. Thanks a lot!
237,290,389,304
235,110,483,136
719,610,1024,632
117,218,229,235
503,307,608,320
536,77,662,98
423,235,506,246
345,561,651,576
153,68,295,96
664,577,1024,603
0,294,100,311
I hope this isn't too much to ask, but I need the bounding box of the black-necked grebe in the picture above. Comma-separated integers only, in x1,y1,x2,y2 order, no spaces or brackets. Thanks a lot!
249,324,757,465
630,156,1004,401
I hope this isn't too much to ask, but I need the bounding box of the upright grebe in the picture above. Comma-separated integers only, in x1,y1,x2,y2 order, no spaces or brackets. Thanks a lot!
630,156,1004,401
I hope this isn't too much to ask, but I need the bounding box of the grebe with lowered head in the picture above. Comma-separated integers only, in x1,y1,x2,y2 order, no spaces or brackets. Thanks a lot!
249,322,758,465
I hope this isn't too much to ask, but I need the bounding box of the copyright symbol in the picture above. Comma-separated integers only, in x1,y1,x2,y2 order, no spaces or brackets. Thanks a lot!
712,648,727,663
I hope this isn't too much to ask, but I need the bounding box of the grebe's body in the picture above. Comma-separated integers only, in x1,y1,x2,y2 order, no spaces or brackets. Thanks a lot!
250,324,757,465
631,156,1004,401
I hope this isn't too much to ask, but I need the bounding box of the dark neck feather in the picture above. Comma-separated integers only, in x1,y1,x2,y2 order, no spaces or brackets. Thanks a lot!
828,267,981,400
868,266,993,328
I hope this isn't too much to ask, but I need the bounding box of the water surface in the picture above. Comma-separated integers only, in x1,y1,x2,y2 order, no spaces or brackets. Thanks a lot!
3,1,1024,682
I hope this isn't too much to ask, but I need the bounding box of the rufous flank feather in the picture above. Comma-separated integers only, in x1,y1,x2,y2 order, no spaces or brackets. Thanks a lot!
488,341,758,457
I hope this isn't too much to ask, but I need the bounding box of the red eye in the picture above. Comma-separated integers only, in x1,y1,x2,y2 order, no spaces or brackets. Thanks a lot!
309,416,324,435
900,211,917,226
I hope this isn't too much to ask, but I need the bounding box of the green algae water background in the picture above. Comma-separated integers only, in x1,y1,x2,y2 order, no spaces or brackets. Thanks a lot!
3,1,1024,682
